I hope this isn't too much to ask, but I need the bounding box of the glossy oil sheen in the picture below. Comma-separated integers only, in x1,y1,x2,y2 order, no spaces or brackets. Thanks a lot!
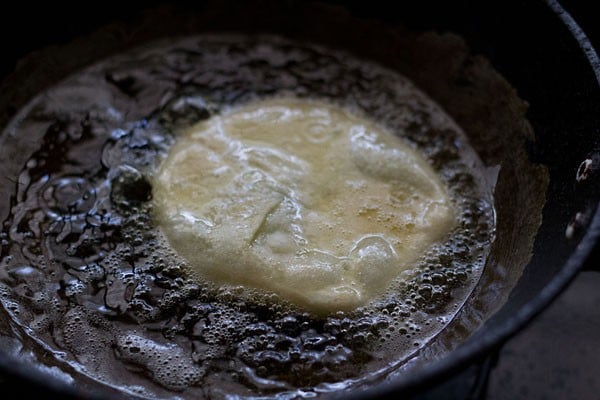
0,35,495,399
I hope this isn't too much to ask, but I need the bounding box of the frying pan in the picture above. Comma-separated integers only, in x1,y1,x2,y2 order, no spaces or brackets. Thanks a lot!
0,0,599,399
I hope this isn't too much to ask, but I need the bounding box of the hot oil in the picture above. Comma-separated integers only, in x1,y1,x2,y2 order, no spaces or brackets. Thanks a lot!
0,35,495,399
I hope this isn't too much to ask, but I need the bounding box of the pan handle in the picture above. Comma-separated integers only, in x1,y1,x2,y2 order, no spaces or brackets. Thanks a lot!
566,153,600,272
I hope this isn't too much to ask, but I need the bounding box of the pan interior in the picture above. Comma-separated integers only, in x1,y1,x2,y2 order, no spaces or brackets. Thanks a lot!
0,2,548,399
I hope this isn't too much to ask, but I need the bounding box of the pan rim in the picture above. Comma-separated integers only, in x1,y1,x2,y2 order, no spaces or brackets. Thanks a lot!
347,0,600,398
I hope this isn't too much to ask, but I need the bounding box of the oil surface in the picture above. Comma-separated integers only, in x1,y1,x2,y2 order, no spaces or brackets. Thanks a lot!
0,35,495,399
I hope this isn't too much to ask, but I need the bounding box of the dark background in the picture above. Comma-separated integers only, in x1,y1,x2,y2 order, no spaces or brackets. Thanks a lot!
487,271,600,400
0,0,597,79
0,1,598,399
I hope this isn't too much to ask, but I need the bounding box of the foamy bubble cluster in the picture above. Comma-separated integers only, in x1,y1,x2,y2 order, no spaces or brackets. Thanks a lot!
116,333,206,391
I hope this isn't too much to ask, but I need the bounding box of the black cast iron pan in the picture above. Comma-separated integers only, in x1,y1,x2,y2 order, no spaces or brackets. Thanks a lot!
0,1,599,399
